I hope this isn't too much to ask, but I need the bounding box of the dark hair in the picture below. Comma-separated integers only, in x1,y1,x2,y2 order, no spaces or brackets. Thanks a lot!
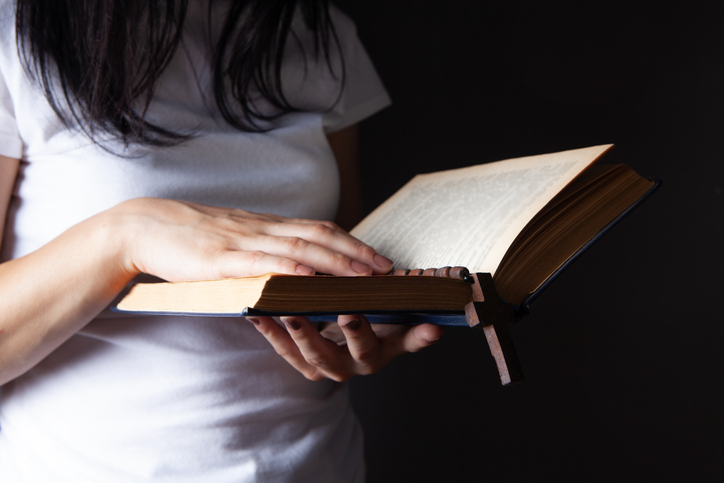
15,0,341,147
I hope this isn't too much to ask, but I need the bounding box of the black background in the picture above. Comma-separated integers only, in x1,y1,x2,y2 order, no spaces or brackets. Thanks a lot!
336,1,723,481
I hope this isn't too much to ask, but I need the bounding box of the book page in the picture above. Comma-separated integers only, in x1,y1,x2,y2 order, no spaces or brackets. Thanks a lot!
351,145,612,275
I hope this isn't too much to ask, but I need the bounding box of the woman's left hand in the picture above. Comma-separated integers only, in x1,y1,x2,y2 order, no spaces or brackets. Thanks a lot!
246,315,444,381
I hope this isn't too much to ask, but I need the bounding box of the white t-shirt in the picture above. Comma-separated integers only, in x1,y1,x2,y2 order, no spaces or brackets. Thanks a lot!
0,1,390,481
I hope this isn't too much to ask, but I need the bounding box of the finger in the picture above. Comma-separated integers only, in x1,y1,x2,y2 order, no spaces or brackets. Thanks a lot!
258,222,393,275
280,316,353,382
337,315,384,374
179,204,393,275
247,316,323,381
234,233,383,277
401,323,445,353
211,250,315,279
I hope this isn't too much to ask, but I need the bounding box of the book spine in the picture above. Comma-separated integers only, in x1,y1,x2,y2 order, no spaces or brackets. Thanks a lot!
391,266,472,283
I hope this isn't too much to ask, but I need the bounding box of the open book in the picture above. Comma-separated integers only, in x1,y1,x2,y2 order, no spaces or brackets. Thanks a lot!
115,144,658,321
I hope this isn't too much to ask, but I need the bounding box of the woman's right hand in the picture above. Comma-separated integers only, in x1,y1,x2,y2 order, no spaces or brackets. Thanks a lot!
114,198,393,283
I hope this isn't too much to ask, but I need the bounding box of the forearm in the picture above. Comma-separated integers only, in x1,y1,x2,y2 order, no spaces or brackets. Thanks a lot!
0,207,136,385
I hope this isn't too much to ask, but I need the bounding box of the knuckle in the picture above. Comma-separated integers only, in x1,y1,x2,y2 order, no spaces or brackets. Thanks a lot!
354,346,381,364
281,236,309,255
255,212,280,222
317,220,341,231
355,243,377,260
213,214,238,230
308,222,335,238
331,250,352,266
244,250,268,266
305,355,330,370
320,220,341,231
287,328,311,344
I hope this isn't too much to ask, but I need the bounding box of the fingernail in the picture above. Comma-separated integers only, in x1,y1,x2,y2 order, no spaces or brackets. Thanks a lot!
282,318,301,331
296,264,315,276
424,337,441,344
343,318,361,331
351,260,371,274
247,317,261,326
374,253,393,267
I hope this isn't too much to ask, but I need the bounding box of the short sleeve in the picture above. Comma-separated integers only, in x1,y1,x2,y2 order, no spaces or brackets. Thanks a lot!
321,7,391,133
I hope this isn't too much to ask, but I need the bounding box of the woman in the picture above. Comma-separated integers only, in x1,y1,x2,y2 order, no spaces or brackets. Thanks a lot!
0,0,443,480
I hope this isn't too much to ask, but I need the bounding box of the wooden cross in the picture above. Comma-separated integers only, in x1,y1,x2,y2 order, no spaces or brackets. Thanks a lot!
464,273,524,385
